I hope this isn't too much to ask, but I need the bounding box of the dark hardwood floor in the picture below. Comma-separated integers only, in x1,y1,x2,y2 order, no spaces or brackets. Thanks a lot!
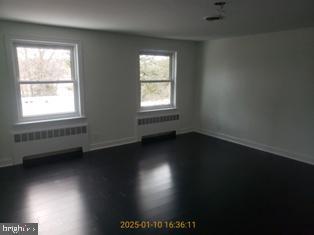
0,133,313,234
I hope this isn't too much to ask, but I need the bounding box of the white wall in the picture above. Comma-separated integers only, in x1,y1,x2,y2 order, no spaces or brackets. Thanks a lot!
1,21,313,166
197,27,314,164
0,21,198,165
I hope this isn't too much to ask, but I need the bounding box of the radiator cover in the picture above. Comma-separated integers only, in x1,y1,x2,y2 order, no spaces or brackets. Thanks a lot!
138,114,179,125
14,125,87,143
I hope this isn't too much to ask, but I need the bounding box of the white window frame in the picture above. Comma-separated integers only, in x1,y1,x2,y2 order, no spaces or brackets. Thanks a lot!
138,50,177,112
9,38,84,123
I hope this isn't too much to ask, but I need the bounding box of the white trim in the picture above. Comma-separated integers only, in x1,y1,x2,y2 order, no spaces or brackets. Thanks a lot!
177,128,194,135
137,107,178,114
89,136,138,151
13,116,87,127
196,128,314,166
89,130,194,151
139,104,176,112
19,80,74,84
140,80,171,83
6,35,85,123
137,49,177,112
0,159,13,168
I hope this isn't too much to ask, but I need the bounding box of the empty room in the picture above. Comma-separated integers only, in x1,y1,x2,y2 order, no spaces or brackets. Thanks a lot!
0,0,313,234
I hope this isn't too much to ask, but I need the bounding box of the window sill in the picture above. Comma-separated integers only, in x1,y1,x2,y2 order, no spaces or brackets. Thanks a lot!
13,116,87,131
137,107,178,114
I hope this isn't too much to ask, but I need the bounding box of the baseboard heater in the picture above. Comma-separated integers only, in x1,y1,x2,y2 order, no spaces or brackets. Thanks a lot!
141,131,176,144
23,147,83,167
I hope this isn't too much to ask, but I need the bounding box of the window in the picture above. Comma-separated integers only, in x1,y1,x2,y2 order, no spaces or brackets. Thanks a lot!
139,51,176,111
11,39,83,122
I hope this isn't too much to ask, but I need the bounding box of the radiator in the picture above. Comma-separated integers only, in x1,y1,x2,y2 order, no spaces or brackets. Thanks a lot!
14,125,87,143
138,114,179,125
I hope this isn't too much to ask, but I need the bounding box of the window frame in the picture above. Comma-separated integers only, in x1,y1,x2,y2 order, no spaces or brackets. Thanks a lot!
9,38,84,123
138,50,177,112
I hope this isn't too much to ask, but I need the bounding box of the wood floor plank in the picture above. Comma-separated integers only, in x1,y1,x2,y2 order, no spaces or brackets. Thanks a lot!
0,133,313,234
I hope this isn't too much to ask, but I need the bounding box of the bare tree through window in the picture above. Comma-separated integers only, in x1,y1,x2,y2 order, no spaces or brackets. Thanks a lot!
15,45,77,118
139,52,175,109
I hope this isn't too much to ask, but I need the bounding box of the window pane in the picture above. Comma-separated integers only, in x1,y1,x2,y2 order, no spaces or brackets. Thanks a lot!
140,55,170,81
20,83,75,116
141,82,171,107
16,47,72,81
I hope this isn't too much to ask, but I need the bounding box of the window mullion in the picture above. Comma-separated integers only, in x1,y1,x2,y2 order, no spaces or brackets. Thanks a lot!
19,80,74,84
140,80,171,83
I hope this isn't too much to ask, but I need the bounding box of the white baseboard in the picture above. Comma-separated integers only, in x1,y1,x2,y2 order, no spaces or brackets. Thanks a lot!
196,128,314,166
89,136,138,151
177,128,194,134
0,159,13,168
89,128,193,152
